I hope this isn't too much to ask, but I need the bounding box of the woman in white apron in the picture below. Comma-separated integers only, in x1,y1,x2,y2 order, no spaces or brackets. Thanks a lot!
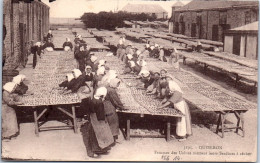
157,80,192,141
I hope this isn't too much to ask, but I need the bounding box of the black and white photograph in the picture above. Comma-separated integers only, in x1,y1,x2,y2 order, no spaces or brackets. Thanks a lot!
1,0,258,161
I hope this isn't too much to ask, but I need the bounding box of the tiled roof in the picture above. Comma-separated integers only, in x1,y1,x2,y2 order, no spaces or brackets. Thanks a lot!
176,0,258,12
231,21,258,31
121,3,168,14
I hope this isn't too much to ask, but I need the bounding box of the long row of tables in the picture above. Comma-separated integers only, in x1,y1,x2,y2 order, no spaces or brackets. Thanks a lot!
100,29,256,138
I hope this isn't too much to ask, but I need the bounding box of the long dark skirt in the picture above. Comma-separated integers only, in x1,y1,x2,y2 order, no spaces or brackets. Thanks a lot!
33,53,37,69
81,122,103,157
78,59,86,72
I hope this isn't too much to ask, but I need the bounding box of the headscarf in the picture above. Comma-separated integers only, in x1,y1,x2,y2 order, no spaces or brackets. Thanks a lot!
139,69,150,77
197,41,202,46
98,60,106,66
96,66,105,76
168,80,183,94
78,35,82,39
85,65,92,70
66,73,74,82
90,56,97,62
20,74,26,81
137,60,147,67
3,82,17,93
173,47,178,53
127,54,133,60
145,44,150,48
109,78,121,88
35,42,41,47
155,44,159,48
150,46,155,50
94,87,107,99
129,61,136,68
66,38,70,42
101,70,117,84
119,39,123,45
72,69,82,79
13,75,23,85
136,50,141,56
48,30,52,33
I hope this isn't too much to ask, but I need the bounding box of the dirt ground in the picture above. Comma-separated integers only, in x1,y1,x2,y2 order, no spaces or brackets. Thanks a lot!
2,46,258,162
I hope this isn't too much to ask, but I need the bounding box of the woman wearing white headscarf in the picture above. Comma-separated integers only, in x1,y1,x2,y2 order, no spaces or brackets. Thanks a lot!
99,70,117,87
2,82,23,140
103,78,126,142
81,87,114,158
157,80,192,141
31,41,43,69
170,48,180,70
63,38,73,51
46,30,53,40
12,74,28,95
58,73,75,90
63,69,86,94
98,59,109,70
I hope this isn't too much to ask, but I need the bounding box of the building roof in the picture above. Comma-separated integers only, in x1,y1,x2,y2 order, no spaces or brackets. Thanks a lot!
176,0,258,12
121,3,168,14
172,1,184,7
231,21,258,31
226,21,258,34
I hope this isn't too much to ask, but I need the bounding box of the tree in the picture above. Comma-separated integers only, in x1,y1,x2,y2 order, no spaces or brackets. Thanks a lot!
80,11,157,30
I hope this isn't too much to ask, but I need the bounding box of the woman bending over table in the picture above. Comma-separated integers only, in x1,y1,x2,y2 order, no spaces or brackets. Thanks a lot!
157,80,192,141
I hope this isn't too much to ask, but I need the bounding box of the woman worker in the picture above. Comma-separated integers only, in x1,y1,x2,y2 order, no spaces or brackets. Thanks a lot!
157,80,192,141
12,75,29,95
104,78,127,143
31,41,43,69
42,38,55,52
80,87,114,158
63,38,73,51
75,44,87,72
2,82,23,140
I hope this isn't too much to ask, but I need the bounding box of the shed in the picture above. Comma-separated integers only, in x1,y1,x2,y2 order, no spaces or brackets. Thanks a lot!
224,21,258,59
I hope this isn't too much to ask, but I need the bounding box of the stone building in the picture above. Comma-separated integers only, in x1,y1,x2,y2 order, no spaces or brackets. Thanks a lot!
3,0,50,70
169,1,258,42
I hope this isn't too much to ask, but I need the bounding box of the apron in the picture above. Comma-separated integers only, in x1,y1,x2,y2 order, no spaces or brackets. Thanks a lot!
46,47,54,51
64,46,71,51
174,100,192,137
90,113,114,149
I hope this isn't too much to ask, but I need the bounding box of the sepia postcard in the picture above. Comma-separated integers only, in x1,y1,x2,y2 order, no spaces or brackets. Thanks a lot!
1,0,258,161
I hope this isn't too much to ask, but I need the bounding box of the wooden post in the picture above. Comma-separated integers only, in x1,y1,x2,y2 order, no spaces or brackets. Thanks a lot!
33,109,39,137
72,105,78,133
221,114,226,138
215,113,221,134
166,121,171,142
126,119,130,141
240,112,245,137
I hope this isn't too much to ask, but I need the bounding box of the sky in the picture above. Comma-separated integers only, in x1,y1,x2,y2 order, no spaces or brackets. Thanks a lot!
41,0,191,18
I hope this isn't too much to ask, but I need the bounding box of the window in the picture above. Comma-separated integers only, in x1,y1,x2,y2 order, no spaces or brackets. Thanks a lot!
219,11,227,25
179,13,184,22
196,12,202,24
245,11,251,24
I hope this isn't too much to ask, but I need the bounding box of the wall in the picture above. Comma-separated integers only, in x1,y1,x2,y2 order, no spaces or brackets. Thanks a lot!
170,6,258,42
224,35,233,53
246,35,257,59
3,0,50,70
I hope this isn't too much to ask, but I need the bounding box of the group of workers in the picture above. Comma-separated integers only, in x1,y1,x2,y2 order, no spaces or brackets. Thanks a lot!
116,36,192,139
2,30,193,159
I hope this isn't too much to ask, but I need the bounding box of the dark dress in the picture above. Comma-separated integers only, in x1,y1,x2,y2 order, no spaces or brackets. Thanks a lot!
75,51,86,72
46,33,53,39
42,42,55,49
81,98,114,157
62,41,73,49
104,87,124,137
141,74,155,89
13,82,28,95
31,45,42,68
